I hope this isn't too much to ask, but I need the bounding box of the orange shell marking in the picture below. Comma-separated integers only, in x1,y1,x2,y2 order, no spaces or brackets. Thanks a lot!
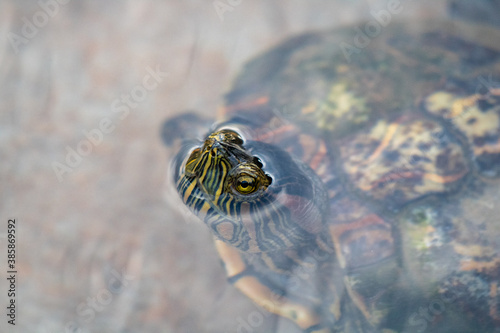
491,282,499,322
218,96,270,117
255,123,296,142
366,122,400,165
459,257,500,274
359,169,468,191
309,140,327,171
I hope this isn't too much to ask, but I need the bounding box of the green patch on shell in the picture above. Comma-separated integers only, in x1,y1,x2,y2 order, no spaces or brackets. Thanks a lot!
405,206,439,253
399,204,449,294
303,82,369,134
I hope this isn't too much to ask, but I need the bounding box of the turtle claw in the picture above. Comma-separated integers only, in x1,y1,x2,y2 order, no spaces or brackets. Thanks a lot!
215,239,326,331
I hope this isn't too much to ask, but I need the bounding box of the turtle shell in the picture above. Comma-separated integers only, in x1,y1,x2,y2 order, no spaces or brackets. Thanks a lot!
169,20,500,333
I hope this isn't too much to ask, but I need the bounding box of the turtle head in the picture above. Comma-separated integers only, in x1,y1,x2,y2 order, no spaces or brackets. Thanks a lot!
173,127,328,253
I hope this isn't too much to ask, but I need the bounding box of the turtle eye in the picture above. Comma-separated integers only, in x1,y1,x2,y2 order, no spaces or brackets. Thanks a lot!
235,175,257,194
219,129,244,146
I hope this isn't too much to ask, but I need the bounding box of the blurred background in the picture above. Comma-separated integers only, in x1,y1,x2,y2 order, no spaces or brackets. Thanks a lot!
0,1,468,332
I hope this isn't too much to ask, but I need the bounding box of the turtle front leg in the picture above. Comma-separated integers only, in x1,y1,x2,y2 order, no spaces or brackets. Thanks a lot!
214,239,329,333
329,212,402,329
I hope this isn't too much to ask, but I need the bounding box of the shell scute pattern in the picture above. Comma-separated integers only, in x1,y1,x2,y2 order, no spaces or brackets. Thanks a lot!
424,90,500,176
340,115,469,205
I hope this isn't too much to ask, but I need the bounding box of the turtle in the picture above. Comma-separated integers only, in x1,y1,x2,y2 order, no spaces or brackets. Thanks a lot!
162,17,500,333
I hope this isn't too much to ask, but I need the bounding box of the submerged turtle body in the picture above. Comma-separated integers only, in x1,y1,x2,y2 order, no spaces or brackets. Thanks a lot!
167,20,500,332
